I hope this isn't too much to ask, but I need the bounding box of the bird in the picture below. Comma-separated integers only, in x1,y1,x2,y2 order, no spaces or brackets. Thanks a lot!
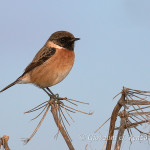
0,31,80,97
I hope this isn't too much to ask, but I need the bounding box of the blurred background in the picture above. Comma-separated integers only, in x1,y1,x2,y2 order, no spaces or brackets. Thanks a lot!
0,0,150,149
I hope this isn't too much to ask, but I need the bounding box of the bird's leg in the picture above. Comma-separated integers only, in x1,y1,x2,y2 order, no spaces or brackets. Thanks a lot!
46,87,59,97
46,87,55,95
42,88,63,106
42,88,52,97
42,88,58,102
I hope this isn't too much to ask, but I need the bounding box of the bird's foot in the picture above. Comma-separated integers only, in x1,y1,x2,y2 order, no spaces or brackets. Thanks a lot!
55,93,59,97
50,93,60,102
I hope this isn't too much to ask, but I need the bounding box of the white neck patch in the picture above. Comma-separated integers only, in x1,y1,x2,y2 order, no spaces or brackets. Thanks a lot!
47,41,63,49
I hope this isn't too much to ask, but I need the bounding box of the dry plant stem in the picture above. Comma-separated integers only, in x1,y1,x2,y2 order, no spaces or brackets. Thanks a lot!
51,101,75,150
24,104,50,143
114,115,126,150
0,135,10,150
129,111,150,117
24,94,91,149
128,105,150,113
106,87,150,150
124,100,150,105
125,119,150,129
106,93,125,150
95,117,110,133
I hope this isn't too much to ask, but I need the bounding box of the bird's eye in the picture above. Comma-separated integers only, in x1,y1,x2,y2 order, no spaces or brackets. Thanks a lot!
60,38,66,42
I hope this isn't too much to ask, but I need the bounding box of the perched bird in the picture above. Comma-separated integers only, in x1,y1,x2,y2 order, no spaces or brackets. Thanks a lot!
0,31,80,96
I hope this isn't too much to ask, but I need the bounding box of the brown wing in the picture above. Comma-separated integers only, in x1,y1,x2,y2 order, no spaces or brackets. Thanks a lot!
21,47,56,76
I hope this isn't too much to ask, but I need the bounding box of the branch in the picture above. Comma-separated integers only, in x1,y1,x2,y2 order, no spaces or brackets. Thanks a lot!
114,114,126,150
106,92,125,150
124,100,150,105
125,119,150,129
51,101,75,150
0,135,10,150
23,95,91,149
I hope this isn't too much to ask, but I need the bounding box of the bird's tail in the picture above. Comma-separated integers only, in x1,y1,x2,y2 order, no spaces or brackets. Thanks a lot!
0,80,19,93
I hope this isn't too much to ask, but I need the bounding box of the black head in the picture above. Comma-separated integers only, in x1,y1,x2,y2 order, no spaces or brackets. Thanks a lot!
48,31,80,51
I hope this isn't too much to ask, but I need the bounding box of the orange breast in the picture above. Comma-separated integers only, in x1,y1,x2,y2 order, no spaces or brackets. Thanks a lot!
30,49,75,88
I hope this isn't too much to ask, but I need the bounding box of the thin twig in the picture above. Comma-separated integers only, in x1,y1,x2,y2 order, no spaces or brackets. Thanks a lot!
22,104,50,144
95,117,110,133
63,104,93,115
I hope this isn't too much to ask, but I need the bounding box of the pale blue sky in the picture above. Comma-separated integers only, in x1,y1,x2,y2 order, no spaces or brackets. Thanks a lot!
0,0,150,150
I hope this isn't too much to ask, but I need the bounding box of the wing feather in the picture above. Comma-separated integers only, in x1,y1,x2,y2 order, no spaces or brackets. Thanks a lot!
21,47,56,76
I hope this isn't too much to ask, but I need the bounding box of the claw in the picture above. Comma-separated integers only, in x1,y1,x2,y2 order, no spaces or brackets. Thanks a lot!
55,94,59,97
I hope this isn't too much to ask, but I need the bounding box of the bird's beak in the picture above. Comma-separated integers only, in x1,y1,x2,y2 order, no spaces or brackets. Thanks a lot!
71,38,80,42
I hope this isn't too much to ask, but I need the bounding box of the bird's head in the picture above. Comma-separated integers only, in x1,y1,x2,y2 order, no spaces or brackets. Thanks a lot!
48,31,80,51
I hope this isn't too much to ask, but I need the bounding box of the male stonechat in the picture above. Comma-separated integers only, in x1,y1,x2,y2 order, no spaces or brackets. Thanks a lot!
0,31,80,96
